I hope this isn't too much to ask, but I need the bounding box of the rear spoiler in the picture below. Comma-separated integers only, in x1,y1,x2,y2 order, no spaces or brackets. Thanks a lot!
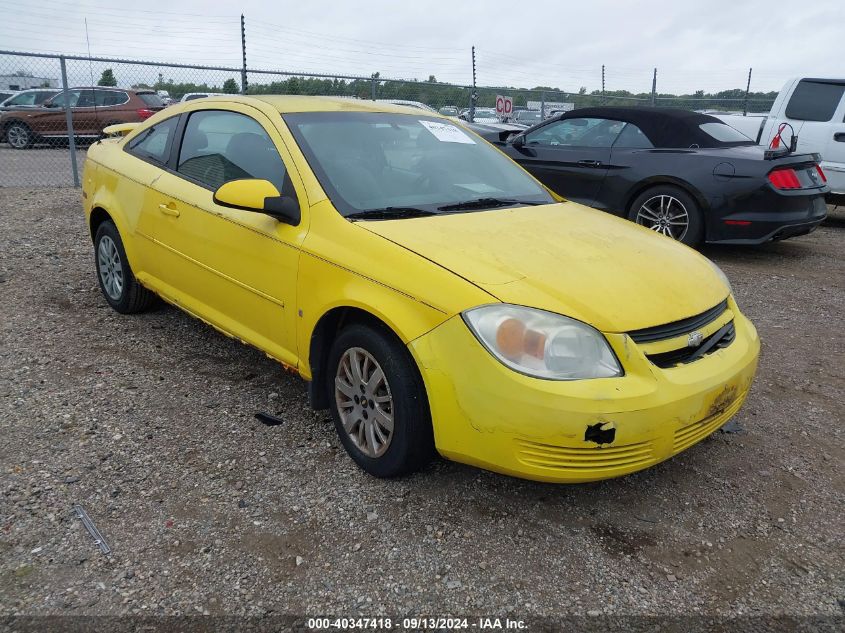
102,122,139,137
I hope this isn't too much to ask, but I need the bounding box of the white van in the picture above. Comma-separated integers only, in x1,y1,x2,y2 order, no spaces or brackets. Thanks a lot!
717,78,845,201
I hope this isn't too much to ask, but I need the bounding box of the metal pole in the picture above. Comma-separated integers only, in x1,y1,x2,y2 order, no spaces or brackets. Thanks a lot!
743,67,752,116
59,56,80,188
469,46,477,122
650,68,657,106
371,77,376,101
540,91,546,119
240,14,248,94
601,64,606,104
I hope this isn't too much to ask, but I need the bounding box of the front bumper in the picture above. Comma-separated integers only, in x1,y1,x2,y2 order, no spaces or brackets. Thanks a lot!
409,299,760,483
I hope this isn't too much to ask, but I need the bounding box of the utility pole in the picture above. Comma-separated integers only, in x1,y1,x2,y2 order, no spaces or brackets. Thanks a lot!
601,64,606,104
743,67,752,116
240,14,248,94
650,67,657,106
470,46,477,122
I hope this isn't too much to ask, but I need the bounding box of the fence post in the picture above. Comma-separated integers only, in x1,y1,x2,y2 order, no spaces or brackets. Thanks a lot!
540,91,546,119
601,64,605,104
650,68,657,106
469,46,477,122
371,77,376,101
743,67,752,116
240,14,248,94
59,56,80,188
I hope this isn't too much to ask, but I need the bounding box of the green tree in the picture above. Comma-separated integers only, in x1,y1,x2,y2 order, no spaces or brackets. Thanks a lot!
222,78,239,94
97,69,117,87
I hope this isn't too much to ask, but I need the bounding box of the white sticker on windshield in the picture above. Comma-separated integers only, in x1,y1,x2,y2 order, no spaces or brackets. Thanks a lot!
419,120,476,144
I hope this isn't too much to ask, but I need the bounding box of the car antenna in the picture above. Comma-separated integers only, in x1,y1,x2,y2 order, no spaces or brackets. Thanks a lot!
85,18,99,123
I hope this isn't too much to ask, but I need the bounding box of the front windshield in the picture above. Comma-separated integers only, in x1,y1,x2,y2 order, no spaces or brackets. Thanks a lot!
284,112,554,217
518,111,542,123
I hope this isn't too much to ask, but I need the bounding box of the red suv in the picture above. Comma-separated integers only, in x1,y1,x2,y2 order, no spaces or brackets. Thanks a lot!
0,87,165,149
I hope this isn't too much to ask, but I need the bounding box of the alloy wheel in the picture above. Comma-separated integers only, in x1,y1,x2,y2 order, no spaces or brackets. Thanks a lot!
635,194,689,241
334,347,394,458
97,235,124,300
7,125,30,149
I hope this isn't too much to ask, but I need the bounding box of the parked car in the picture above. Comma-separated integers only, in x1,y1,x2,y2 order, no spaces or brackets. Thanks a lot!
82,95,758,483
459,107,498,123
713,77,845,203
0,88,60,110
180,92,227,102
438,105,459,116
376,99,437,113
0,87,165,149
512,109,542,126
483,107,829,246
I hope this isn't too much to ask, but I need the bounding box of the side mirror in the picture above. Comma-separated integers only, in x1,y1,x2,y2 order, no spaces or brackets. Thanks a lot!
213,178,300,225
510,133,526,148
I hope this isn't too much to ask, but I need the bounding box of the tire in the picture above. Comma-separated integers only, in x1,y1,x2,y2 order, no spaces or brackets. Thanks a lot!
93,221,157,314
327,323,435,478
628,185,704,247
6,122,33,149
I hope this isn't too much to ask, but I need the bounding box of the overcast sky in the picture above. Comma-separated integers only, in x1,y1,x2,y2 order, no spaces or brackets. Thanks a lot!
1,0,841,94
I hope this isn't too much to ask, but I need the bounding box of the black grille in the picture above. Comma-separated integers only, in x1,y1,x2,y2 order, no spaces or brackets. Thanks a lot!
647,321,736,369
628,299,728,344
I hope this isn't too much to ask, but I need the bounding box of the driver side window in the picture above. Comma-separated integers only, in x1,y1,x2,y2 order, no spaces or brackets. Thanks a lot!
526,117,624,148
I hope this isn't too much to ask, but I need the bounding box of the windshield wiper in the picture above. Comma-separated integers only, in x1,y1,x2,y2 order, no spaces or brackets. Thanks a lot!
437,197,544,212
346,207,438,220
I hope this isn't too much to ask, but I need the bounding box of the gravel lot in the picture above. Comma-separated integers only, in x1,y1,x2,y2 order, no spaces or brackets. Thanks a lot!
1,188,843,626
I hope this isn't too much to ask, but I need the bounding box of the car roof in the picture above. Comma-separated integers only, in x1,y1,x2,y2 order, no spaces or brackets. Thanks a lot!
197,94,446,116
561,106,750,148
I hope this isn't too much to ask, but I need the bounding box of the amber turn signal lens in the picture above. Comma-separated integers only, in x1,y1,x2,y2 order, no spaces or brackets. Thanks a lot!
496,318,526,359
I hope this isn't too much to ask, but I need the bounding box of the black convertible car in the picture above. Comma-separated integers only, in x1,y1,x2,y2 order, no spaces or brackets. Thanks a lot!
474,107,829,246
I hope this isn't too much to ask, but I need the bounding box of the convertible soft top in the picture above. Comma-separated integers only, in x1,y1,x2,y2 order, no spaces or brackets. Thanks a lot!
562,107,753,148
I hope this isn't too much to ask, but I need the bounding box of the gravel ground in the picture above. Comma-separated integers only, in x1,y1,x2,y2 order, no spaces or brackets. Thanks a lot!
0,189,843,626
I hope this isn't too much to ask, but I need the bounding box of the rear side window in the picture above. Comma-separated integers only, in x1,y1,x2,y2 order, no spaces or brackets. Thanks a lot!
613,123,653,148
699,122,752,143
126,116,179,164
176,109,287,192
137,93,164,107
95,90,128,106
785,80,845,122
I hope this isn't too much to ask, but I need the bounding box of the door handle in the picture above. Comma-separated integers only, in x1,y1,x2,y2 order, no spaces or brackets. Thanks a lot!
577,160,601,167
834,132,845,142
158,202,180,217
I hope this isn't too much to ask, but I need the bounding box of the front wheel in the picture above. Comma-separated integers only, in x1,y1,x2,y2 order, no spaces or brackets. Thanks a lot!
628,185,703,247
327,323,435,478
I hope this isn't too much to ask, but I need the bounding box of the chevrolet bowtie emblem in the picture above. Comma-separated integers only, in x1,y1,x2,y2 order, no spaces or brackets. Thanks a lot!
687,330,704,347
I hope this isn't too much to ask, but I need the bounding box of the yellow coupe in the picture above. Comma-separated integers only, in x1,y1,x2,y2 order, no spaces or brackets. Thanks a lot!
82,96,759,483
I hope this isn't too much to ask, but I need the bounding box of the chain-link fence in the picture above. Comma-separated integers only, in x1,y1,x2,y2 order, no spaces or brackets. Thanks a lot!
0,50,778,188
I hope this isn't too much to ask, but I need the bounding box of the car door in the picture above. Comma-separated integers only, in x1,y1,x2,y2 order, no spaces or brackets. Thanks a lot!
507,117,622,204
145,105,308,368
822,88,845,194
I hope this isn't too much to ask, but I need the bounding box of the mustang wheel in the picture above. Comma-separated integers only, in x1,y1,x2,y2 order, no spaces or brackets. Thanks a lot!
327,323,434,477
94,221,158,314
6,123,33,149
629,185,703,246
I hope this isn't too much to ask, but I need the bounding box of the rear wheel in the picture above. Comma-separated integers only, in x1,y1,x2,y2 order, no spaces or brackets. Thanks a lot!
628,185,703,247
327,323,435,478
94,221,157,314
6,122,33,149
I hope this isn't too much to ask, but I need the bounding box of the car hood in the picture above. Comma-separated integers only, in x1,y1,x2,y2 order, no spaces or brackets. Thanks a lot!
359,202,728,333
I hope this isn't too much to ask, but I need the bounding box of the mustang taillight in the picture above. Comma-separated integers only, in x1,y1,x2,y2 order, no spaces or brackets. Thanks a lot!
137,108,155,120
815,164,827,183
768,168,801,190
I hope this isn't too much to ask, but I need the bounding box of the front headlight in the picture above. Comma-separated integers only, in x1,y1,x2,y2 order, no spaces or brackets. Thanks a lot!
462,304,622,380
708,260,732,294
